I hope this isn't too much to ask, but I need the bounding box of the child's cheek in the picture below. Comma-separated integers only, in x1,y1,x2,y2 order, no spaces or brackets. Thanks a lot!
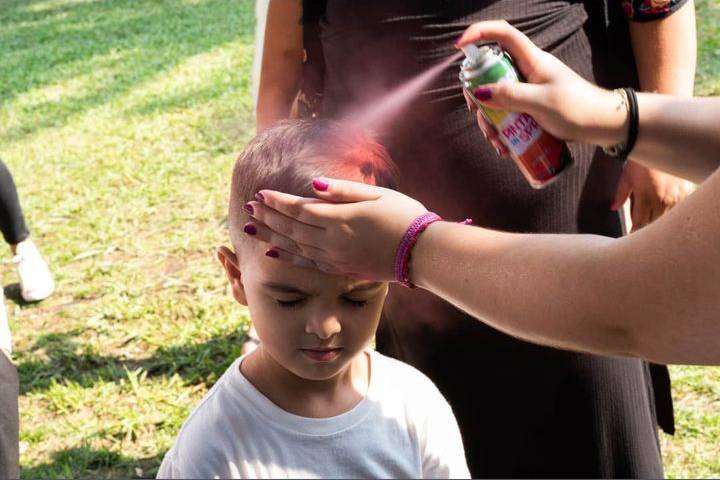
350,300,384,337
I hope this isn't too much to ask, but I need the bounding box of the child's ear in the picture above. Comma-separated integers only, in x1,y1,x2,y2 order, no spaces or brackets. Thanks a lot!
217,246,248,306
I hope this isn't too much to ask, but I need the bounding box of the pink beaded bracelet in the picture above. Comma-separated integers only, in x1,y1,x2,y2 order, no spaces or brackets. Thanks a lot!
394,213,473,288
393,212,443,288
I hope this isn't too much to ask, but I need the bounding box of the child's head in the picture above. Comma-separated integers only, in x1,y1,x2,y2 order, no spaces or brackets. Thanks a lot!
218,119,399,381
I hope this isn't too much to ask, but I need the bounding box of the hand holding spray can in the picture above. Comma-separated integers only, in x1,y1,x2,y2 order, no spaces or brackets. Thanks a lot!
460,44,572,188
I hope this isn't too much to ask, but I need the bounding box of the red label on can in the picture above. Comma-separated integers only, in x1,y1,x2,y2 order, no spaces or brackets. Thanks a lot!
515,131,566,182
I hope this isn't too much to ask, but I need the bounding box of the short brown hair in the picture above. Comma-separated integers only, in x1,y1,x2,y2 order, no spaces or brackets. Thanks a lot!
228,119,399,248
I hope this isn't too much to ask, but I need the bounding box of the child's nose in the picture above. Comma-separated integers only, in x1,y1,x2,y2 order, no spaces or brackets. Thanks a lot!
305,313,342,339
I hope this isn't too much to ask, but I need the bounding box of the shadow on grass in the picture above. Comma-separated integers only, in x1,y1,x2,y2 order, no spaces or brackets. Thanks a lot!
3,282,31,307
0,0,254,142
17,328,246,394
20,446,163,479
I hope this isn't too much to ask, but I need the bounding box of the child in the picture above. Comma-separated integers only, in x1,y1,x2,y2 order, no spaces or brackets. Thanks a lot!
157,120,470,479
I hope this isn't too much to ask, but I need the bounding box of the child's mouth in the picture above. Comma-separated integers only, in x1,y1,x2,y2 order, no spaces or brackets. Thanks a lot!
300,348,343,362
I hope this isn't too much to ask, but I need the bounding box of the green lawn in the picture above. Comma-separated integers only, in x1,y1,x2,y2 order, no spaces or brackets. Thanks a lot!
0,0,718,478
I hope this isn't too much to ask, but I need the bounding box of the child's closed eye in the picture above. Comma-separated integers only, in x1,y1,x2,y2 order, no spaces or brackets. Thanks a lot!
342,297,368,308
276,298,307,308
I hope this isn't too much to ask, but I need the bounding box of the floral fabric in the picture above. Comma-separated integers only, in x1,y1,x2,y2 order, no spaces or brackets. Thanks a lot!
621,0,690,21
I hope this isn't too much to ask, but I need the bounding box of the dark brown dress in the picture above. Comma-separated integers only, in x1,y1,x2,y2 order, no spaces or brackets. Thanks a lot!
305,0,681,476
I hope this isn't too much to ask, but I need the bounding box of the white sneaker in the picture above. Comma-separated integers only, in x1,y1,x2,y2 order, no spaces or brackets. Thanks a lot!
0,288,11,354
14,239,55,302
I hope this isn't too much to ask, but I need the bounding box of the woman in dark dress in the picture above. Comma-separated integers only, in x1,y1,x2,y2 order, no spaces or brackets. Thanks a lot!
255,0,696,476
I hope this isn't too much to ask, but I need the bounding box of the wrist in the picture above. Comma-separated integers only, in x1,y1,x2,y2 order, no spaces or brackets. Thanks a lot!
406,221,443,290
596,88,631,149
394,213,443,288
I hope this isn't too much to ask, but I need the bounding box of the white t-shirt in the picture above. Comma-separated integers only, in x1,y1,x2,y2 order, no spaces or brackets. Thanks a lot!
157,350,470,479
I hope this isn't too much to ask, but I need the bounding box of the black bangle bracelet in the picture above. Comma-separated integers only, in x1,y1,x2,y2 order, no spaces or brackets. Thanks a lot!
623,87,639,158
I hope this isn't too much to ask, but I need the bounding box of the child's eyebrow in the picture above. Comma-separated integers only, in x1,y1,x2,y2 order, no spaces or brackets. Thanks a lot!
345,282,384,294
262,282,310,295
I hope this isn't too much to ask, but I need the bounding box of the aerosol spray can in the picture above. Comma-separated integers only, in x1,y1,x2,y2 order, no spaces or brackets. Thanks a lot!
460,44,572,188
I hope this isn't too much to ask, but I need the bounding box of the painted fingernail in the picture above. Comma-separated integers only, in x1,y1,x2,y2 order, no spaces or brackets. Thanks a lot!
255,192,265,202
312,178,329,191
243,203,254,215
265,248,279,258
474,87,492,101
609,201,619,211
243,223,257,235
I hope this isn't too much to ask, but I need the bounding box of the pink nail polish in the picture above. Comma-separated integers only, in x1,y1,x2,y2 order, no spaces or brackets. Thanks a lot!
243,203,254,215
255,192,265,202
609,202,619,211
474,87,492,101
243,224,257,235
265,249,279,258
312,178,329,191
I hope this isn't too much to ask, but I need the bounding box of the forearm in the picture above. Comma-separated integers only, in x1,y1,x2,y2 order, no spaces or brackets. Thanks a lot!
630,94,720,181
629,0,696,97
412,169,720,364
257,84,301,131
412,224,633,356
626,0,697,177
255,0,303,131
594,91,720,182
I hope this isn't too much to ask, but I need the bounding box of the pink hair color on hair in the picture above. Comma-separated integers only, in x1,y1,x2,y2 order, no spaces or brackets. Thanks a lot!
228,119,399,249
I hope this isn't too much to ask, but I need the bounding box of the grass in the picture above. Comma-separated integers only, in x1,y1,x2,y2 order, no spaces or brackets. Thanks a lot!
0,0,718,477
696,0,720,95
1,0,255,476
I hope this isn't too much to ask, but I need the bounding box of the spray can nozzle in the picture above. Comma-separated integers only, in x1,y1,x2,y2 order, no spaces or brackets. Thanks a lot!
461,44,496,70
461,44,482,61
460,44,496,85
